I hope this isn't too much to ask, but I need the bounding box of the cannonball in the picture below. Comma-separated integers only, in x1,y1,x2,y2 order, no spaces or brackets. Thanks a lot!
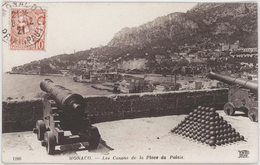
205,121,210,125
215,116,220,121
219,130,223,134
197,111,201,115
205,116,210,121
231,132,236,137
201,138,206,143
189,112,193,116
194,109,198,113
197,119,201,123
201,111,206,115
235,132,240,137
221,139,225,144
205,112,209,116
219,116,223,120
209,126,215,131
215,130,219,135
209,117,214,121
236,136,240,141
219,125,223,129
189,134,193,138
219,120,223,125
223,134,227,138
205,107,210,111
201,129,206,133
227,133,232,137
197,127,202,131
185,132,189,137
201,133,206,137
223,129,227,133
232,137,236,142
210,136,216,141
197,136,201,141
201,115,205,119
209,140,215,146
178,130,182,135
240,135,244,141
193,118,197,122
205,125,210,130
216,135,220,140
201,107,205,111
224,139,228,144
227,124,231,128
205,130,210,134
215,126,219,130
209,131,215,136
201,120,205,124
193,113,197,117
219,134,224,140
206,134,211,139
182,132,186,136
185,120,190,124
197,106,202,110
216,140,221,145
209,108,215,112
228,138,232,143
223,120,227,124
231,128,236,132
193,135,197,140
205,139,209,144
215,121,219,126
209,122,215,126
210,112,216,117
227,128,232,133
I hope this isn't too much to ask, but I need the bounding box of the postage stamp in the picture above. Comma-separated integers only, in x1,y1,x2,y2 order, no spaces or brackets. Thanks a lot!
10,8,46,50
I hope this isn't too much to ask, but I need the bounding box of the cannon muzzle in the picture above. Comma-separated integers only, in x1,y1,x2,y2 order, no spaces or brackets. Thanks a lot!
208,72,258,94
40,79,85,111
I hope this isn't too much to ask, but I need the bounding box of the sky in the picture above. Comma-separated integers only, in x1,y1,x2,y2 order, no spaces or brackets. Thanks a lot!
2,2,198,72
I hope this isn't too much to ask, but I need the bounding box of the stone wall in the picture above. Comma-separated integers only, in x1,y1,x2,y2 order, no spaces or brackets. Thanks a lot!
2,89,228,133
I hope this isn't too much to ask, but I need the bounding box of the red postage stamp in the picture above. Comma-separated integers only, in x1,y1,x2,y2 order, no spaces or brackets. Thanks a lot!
10,8,46,50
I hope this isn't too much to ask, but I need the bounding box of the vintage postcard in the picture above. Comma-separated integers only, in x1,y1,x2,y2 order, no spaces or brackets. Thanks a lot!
2,2,259,164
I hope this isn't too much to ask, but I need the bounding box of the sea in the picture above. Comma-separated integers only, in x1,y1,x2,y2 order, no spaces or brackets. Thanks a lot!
2,74,111,101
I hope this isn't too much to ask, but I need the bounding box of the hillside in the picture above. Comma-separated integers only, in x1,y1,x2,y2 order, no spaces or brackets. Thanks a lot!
11,3,258,75
108,3,257,48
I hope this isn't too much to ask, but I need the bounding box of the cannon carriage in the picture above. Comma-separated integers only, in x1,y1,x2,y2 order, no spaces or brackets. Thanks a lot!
208,72,258,122
33,79,100,154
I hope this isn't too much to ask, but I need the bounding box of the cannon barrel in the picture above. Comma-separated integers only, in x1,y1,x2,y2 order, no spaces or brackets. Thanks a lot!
208,72,258,94
40,79,85,111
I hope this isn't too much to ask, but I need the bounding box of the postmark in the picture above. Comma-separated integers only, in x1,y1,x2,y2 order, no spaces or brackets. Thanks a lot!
10,7,46,50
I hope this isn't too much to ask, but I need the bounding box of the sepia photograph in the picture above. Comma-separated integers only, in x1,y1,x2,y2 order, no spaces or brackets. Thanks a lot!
1,2,259,163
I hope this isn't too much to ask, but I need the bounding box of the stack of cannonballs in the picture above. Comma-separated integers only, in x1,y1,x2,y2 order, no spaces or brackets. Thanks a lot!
171,106,245,147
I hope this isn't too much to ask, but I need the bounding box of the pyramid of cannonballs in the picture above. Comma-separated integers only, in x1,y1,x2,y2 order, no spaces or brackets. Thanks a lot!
171,106,245,147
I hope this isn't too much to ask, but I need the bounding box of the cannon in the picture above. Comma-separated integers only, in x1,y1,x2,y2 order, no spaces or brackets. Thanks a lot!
33,79,100,154
208,72,258,122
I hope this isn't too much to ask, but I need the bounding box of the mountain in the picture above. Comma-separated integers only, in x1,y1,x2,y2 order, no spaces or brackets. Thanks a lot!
108,3,257,48
11,3,258,74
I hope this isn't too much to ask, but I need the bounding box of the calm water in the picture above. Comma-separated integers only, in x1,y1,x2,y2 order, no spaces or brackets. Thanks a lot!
2,74,111,100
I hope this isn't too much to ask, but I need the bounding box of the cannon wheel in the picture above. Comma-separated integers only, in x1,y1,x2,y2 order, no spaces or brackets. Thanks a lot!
36,120,46,141
248,107,258,122
239,107,249,116
224,102,236,116
44,131,56,155
88,126,101,149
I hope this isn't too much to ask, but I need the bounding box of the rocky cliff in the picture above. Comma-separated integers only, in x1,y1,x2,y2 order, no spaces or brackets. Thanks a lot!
108,3,257,48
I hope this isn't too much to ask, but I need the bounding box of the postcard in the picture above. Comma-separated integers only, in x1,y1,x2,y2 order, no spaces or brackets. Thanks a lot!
2,2,258,163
